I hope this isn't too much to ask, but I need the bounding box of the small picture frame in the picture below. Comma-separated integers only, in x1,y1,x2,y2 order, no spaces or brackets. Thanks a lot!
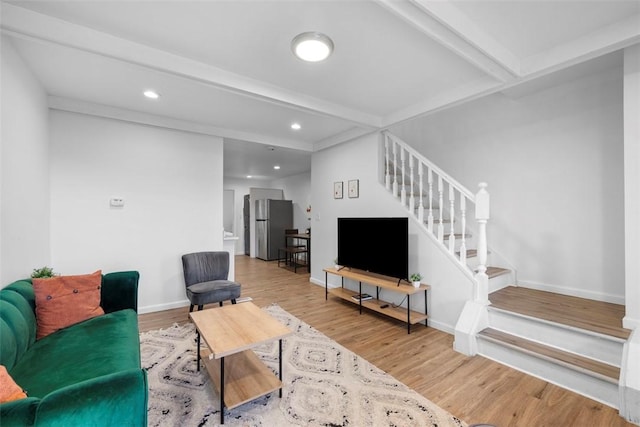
348,179,359,198
334,181,343,199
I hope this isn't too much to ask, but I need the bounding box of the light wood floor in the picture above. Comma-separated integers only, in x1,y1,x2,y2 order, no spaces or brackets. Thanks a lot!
138,256,634,427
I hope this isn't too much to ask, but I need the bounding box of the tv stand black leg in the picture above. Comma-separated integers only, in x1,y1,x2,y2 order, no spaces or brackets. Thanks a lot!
325,271,328,300
359,281,362,314
424,289,428,328
407,294,411,334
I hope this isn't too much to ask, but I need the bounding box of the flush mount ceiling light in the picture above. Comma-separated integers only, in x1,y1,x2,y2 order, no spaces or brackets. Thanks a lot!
143,90,160,99
291,123,301,130
274,165,281,170
291,32,334,62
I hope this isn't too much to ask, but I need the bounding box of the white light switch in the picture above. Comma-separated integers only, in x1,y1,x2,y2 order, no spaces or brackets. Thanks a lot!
110,197,125,208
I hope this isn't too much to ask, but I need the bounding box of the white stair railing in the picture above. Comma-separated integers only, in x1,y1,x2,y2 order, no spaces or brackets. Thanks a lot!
383,131,490,303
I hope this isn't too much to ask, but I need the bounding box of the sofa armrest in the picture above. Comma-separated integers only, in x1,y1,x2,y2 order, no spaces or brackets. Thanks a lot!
34,369,148,427
101,271,140,313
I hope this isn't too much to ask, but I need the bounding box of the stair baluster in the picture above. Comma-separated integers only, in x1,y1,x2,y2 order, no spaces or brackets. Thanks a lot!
437,176,444,243
409,154,415,212
448,185,456,253
392,141,398,198
427,167,434,232
460,197,467,265
400,148,406,206
385,135,391,191
418,162,424,223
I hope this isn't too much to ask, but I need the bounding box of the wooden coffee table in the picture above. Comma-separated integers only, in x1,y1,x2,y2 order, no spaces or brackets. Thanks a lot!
189,302,292,424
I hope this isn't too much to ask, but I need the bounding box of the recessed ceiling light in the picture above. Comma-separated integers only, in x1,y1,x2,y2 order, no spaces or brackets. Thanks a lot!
274,165,281,170
291,123,301,130
143,90,160,99
291,32,334,62
246,175,252,179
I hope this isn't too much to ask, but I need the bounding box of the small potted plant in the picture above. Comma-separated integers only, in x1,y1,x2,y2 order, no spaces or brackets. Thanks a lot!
410,273,422,288
31,266,57,279
334,258,340,269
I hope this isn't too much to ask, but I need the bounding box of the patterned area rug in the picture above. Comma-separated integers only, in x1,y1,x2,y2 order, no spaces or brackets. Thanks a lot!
141,304,467,427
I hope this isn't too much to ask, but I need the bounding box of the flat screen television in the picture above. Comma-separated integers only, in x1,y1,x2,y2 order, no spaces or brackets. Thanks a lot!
337,217,408,280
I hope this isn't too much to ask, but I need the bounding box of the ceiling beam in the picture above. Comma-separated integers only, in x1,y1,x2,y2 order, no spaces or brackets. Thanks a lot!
411,0,522,78
313,127,378,152
49,96,314,152
1,3,381,130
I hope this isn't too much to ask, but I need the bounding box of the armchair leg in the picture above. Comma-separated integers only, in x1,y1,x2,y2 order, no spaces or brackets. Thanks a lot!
219,301,223,307
231,299,237,304
189,304,194,313
197,304,203,311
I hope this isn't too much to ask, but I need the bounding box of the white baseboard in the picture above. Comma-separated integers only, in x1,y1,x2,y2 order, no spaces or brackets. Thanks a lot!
518,280,625,305
138,299,190,314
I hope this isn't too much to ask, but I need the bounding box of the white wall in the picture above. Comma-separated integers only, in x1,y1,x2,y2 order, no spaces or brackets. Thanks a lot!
0,36,50,284
311,133,473,331
390,65,625,303
223,189,234,233
270,172,311,234
624,44,640,329
49,111,224,313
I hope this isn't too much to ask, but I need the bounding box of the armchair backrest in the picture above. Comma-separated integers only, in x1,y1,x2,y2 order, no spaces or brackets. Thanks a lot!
182,252,230,287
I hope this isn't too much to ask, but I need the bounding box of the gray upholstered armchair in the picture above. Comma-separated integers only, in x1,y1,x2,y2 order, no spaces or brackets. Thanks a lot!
181,251,242,312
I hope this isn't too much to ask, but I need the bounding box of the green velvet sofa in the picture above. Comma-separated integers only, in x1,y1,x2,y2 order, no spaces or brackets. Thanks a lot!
0,271,148,426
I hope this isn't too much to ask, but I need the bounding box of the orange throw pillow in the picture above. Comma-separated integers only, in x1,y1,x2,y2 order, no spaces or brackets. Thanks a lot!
0,365,27,403
33,270,105,340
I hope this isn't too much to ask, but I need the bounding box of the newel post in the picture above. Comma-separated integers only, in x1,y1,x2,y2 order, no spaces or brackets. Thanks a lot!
475,182,490,305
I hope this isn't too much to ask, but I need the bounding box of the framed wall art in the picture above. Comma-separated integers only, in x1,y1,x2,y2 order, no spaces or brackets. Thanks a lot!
334,181,343,199
348,179,359,198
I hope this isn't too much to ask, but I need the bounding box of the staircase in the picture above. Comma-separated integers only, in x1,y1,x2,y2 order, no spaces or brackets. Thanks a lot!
381,131,632,413
479,286,630,408
382,131,514,293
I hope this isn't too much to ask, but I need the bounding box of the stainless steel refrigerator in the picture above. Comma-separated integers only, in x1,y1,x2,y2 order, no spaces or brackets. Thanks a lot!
255,199,293,261
243,194,250,255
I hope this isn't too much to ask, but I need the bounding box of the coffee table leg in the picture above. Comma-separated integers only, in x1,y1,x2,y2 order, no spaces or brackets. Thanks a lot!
196,331,201,372
407,294,411,334
279,339,283,398
220,356,225,424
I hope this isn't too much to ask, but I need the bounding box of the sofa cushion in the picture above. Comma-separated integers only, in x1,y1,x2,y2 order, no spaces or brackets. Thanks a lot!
33,271,105,340
0,283,37,370
0,365,27,403
8,309,140,399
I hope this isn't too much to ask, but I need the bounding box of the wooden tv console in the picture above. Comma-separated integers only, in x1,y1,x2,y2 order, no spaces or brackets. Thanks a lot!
323,267,429,334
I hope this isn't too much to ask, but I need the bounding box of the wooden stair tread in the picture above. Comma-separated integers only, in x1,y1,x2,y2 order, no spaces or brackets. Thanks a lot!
442,233,471,240
457,249,493,258
478,328,620,382
474,266,510,279
490,286,631,340
427,218,451,224
463,249,477,257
